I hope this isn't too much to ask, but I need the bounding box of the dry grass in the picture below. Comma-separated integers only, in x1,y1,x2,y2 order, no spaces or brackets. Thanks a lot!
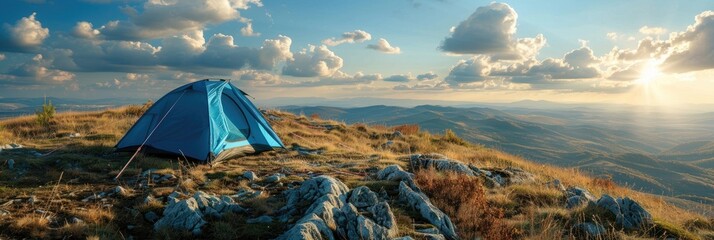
392,124,420,135
415,169,514,240
0,107,709,239
10,215,50,238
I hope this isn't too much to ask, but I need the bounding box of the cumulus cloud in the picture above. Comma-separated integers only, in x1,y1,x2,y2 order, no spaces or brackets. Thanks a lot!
99,0,262,40
240,21,260,37
5,54,75,84
639,26,667,35
445,56,493,84
233,69,281,85
322,30,372,46
283,45,343,77
0,12,50,52
366,38,401,54
440,3,546,60
660,11,714,73
607,32,618,40
416,72,438,81
73,21,100,39
383,74,414,82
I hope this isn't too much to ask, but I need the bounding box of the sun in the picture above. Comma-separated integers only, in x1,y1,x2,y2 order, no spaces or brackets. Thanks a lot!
637,60,662,85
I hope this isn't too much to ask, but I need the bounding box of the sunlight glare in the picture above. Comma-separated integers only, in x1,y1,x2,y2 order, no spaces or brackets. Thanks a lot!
637,60,662,85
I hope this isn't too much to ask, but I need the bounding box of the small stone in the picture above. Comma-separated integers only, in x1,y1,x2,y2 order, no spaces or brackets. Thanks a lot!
242,171,258,181
28,196,38,204
69,217,84,224
7,159,14,170
264,173,284,183
572,222,606,238
113,186,127,195
144,195,157,203
144,211,159,223
246,215,273,224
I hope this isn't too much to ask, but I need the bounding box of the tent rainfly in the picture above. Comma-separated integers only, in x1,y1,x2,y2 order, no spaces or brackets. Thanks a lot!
115,79,284,163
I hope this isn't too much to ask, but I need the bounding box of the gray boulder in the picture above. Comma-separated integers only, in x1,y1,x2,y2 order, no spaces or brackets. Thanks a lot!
276,213,334,240
265,173,285,183
370,201,398,237
348,186,379,209
193,191,245,218
376,165,414,182
596,194,653,230
565,187,596,209
398,181,458,240
154,198,207,235
572,222,606,239
243,171,258,181
409,154,476,176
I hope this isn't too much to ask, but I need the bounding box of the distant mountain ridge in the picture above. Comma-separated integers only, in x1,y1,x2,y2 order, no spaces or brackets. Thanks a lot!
281,105,714,206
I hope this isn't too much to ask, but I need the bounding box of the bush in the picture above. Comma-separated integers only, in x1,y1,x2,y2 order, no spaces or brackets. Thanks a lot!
415,170,514,239
443,129,467,146
35,97,55,127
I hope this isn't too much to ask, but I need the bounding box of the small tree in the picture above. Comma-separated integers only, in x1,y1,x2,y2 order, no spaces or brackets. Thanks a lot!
36,97,55,127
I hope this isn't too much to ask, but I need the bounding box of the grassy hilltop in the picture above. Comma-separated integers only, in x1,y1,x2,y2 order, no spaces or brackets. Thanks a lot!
0,106,713,239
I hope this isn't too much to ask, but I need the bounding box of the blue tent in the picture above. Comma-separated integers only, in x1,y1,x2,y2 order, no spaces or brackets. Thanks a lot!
115,79,284,162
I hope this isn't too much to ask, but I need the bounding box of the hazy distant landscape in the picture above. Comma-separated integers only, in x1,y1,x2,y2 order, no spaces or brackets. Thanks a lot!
281,103,714,210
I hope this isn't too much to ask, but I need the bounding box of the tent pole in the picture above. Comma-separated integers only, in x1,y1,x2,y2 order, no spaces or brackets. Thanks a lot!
114,90,188,180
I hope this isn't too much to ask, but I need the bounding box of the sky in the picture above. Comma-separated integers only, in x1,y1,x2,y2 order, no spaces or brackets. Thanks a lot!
0,0,713,106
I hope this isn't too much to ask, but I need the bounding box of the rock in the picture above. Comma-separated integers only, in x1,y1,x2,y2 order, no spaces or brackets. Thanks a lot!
392,237,415,240
265,173,285,183
28,195,38,204
113,186,127,196
192,191,245,218
144,195,157,204
391,131,403,138
141,169,157,178
154,197,207,235
276,214,334,240
167,192,183,204
489,167,536,186
144,211,159,223
69,133,81,138
546,179,566,192
410,154,477,176
243,171,258,181
565,187,596,209
572,222,606,239
369,201,398,237
277,176,399,239
336,203,393,240
377,165,414,182
7,159,14,170
158,174,175,182
348,186,379,209
596,195,653,230
398,181,458,240
246,215,273,224
566,196,591,209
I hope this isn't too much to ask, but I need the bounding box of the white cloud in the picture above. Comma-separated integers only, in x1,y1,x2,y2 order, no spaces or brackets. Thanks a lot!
445,56,493,84
283,45,343,77
660,11,714,73
639,26,667,35
240,21,260,37
383,74,414,82
416,72,438,81
6,54,75,84
394,81,450,91
72,21,100,39
366,38,401,54
607,32,618,40
126,73,150,81
233,69,281,85
100,0,262,40
322,30,372,46
0,12,50,51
